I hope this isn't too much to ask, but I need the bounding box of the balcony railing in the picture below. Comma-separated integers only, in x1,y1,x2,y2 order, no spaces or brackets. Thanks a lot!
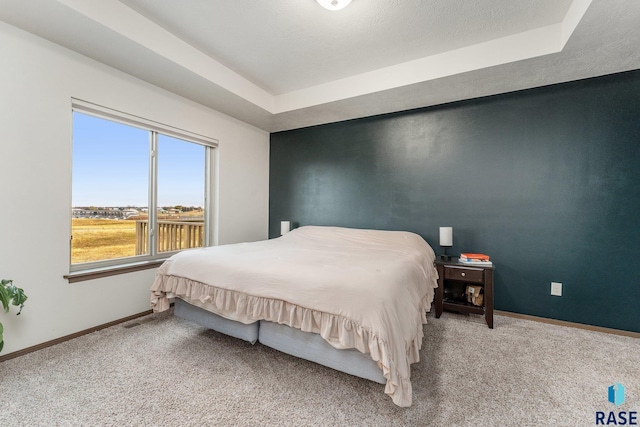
136,220,204,255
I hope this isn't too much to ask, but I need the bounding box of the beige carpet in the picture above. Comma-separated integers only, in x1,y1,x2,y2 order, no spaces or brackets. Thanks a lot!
0,310,638,426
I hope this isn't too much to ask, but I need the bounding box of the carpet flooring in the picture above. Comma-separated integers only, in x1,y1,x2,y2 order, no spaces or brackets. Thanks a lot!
0,310,638,426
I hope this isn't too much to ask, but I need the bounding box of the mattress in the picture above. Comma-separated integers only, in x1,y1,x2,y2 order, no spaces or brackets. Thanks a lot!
151,225,437,406
174,298,386,384
258,320,386,384
174,297,259,344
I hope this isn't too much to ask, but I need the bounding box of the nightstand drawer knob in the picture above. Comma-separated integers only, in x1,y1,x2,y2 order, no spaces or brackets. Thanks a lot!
461,272,466,277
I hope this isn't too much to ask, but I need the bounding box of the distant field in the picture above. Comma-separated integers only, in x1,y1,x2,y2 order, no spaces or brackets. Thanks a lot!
71,218,137,263
71,211,205,264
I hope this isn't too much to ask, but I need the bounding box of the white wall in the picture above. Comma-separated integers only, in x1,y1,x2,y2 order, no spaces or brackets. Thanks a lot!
0,22,270,354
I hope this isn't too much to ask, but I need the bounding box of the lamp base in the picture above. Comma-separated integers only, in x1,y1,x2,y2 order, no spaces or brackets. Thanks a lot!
440,254,452,261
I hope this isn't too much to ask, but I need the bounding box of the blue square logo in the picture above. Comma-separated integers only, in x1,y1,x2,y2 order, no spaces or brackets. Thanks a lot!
608,382,625,406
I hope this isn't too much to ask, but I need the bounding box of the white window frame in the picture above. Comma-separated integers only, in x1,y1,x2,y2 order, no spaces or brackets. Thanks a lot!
69,99,218,274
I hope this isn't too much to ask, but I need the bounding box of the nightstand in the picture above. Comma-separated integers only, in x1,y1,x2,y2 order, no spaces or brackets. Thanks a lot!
434,258,495,328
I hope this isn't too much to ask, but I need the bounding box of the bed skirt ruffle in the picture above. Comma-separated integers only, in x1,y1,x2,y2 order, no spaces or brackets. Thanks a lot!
151,261,436,407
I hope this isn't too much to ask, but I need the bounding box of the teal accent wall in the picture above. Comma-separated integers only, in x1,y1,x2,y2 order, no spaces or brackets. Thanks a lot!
269,70,640,333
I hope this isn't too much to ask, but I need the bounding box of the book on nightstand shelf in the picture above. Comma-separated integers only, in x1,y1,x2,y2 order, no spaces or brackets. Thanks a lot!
459,253,492,266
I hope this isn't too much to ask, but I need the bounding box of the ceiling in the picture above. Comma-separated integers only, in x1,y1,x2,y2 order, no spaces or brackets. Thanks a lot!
1,0,639,132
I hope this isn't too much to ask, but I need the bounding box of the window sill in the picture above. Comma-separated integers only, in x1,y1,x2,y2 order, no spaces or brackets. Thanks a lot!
64,260,166,283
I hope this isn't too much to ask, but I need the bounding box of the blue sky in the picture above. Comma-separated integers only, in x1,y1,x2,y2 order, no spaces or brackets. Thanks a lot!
72,112,205,207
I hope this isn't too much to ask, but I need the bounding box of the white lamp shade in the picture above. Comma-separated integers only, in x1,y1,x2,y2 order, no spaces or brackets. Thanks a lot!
439,227,453,246
315,0,352,10
280,221,291,236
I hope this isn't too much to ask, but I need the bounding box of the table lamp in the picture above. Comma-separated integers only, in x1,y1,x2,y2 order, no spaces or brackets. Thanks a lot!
439,227,453,260
280,221,291,236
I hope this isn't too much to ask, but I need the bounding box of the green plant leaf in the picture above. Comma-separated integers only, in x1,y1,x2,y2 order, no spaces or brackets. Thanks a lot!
0,284,10,313
5,284,27,314
0,280,27,353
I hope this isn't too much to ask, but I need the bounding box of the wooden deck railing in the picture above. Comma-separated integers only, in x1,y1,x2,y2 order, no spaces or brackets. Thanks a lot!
136,220,204,255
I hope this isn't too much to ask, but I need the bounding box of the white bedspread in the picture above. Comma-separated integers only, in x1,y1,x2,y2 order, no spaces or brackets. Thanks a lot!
151,226,438,407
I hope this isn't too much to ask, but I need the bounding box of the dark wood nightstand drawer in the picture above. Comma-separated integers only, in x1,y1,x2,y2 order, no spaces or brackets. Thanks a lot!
444,266,484,283
435,258,494,328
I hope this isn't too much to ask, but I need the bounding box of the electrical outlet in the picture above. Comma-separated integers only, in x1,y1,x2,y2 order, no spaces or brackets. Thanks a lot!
551,282,562,297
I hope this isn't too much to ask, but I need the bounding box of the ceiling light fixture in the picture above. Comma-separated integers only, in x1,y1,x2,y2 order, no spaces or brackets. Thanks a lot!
315,0,353,11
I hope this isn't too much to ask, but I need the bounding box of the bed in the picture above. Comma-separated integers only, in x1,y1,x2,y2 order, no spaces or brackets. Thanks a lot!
151,226,438,407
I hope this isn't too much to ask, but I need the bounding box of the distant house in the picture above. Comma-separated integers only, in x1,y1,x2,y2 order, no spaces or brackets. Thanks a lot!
72,207,140,219
71,208,89,218
122,209,139,218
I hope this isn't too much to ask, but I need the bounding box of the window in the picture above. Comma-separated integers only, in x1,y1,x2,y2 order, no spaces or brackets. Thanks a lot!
70,100,216,274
